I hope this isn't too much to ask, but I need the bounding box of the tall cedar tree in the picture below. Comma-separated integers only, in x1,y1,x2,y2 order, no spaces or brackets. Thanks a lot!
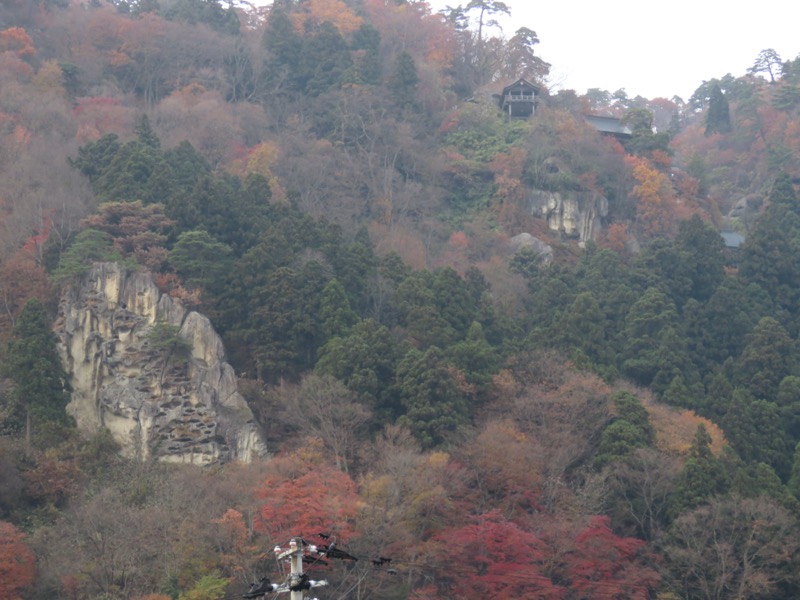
705,82,732,135
2,299,71,437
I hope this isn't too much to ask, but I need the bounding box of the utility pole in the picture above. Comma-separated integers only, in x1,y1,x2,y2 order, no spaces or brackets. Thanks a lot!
274,537,328,600
288,538,304,600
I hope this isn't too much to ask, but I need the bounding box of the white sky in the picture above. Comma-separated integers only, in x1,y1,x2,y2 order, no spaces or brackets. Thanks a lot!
245,0,800,101
427,0,800,100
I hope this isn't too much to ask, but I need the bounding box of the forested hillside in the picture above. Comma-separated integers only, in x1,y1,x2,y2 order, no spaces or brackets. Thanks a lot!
3,1,800,598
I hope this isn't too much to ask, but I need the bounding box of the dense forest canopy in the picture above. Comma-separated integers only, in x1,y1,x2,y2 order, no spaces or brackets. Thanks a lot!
3,0,800,598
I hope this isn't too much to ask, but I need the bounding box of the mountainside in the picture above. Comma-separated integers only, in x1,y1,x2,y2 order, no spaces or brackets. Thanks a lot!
3,1,800,600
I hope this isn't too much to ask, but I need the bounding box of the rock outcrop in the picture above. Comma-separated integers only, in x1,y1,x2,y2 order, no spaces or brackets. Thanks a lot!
509,233,554,265
55,263,267,465
526,190,609,244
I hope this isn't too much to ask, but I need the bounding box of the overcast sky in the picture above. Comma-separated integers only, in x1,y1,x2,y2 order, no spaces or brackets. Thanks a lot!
426,0,800,100
245,0,800,101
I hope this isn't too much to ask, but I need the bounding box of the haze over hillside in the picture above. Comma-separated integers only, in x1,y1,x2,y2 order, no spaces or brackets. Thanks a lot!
2,1,800,599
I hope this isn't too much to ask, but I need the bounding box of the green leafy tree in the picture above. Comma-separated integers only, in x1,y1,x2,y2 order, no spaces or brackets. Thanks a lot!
674,215,726,303
134,113,160,149
178,572,229,600
93,139,168,204
447,321,500,396
2,299,72,441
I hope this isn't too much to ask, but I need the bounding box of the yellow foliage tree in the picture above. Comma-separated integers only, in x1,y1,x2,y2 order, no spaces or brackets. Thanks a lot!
642,394,726,455
32,60,67,97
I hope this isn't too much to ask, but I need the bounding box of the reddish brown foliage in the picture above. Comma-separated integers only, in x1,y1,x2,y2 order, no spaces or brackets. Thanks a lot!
0,27,36,60
256,441,361,543
565,516,660,598
0,521,36,600
426,510,564,599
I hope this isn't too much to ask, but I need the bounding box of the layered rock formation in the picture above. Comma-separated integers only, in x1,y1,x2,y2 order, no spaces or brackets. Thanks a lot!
526,190,609,244
55,263,267,464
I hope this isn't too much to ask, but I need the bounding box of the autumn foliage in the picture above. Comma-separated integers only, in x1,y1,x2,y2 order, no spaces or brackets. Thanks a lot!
256,440,362,543
0,521,35,600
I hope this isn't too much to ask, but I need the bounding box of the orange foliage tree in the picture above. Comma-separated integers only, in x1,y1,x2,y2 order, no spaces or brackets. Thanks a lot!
256,441,362,543
627,155,680,238
0,27,36,60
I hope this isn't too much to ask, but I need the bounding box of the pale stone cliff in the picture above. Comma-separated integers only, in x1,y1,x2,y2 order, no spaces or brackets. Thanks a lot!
526,190,609,244
55,262,267,464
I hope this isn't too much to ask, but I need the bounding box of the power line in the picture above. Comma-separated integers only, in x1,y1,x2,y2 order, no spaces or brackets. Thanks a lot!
240,533,656,600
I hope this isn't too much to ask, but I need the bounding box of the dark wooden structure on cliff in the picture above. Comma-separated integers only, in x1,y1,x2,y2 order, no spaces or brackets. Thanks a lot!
497,78,539,118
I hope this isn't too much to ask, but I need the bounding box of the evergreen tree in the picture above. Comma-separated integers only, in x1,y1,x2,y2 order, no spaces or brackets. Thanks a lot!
319,278,359,340
788,441,800,499
396,347,468,447
69,133,122,183
735,317,796,401
260,8,303,94
168,229,233,290
595,391,655,468
351,24,382,85
670,424,728,517
134,113,160,149
52,229,125,284
739,175,800,322
621,287,680,387
2,299,72,440
316,318,403,416
723,389,792,478
390,52,419,109
298,22,353,96
704,82,731,135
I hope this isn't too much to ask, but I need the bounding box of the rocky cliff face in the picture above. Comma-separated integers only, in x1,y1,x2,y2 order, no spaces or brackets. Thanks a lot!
526,190,609,244
55,263,267,465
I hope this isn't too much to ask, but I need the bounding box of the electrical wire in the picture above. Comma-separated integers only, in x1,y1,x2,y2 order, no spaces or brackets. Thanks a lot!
231,534,657,599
